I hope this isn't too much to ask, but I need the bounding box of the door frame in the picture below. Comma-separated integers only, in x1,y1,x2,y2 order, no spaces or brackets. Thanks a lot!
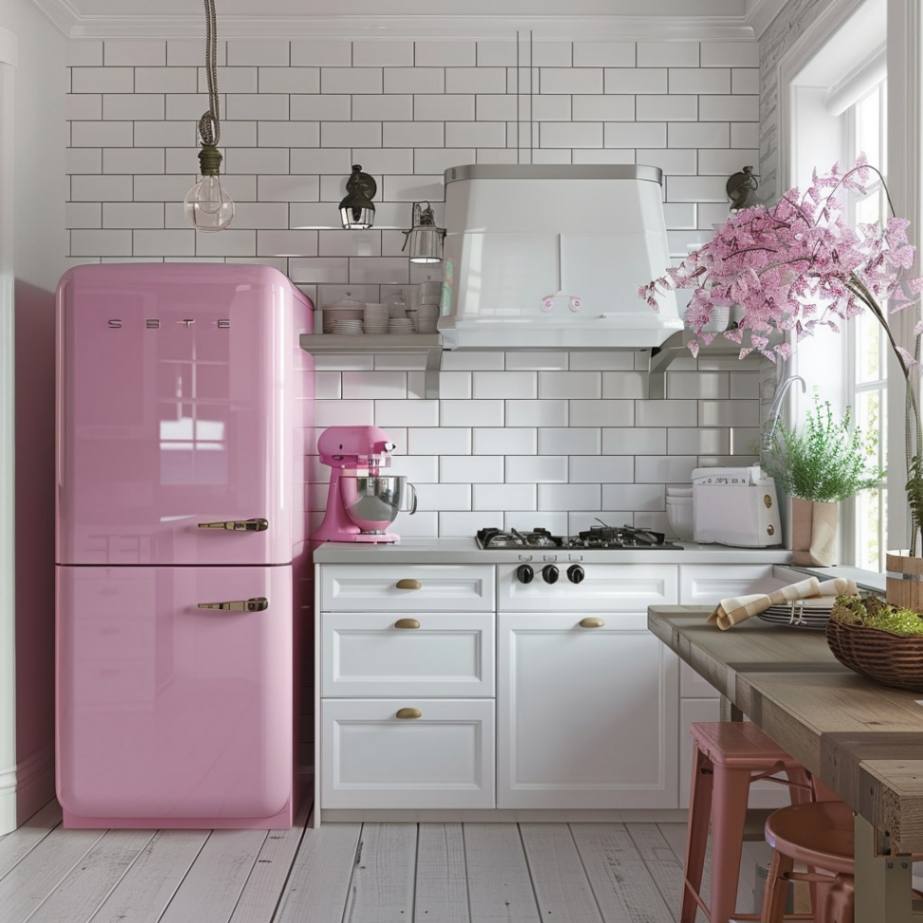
0,25,17,835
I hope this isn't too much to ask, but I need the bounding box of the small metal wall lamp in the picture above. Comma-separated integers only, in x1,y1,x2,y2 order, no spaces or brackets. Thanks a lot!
339,164,377,229
402,201,446,264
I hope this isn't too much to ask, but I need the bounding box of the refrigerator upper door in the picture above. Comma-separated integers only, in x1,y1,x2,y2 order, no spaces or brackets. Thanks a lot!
56,565,293,822
56,264,307,565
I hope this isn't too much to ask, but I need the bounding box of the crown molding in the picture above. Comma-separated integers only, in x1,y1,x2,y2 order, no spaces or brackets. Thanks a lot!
744,0,789,39
32,0,80,35
39,9,757,41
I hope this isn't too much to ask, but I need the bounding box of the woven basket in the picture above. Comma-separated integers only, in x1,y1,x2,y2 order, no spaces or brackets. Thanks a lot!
826,612,923,692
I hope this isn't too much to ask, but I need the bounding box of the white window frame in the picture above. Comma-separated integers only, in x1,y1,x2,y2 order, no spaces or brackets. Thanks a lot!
842,80,889,570
775,0,923,570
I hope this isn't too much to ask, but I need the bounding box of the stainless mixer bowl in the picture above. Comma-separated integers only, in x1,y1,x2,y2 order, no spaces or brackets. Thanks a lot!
340,475,417,533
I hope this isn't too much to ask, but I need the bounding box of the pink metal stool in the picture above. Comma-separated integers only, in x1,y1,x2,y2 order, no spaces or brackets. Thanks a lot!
761,801,923,923
683,721,815,923
761,801,854,923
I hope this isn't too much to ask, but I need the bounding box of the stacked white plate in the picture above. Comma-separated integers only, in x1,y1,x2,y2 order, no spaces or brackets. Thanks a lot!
757,597,833,631
388,317,414,335
322,298,364,334
666,485,693,541
363,303,389,336
333,319,363,336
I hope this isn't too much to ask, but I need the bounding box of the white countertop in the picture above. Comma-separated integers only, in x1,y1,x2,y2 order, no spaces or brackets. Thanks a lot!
312,538,795,566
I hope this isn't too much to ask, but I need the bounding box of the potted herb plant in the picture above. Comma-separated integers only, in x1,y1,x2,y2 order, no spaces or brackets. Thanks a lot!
641,160,923,606
766,396,884,565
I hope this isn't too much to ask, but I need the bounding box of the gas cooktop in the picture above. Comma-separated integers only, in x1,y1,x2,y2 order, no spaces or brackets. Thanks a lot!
475,525,683,551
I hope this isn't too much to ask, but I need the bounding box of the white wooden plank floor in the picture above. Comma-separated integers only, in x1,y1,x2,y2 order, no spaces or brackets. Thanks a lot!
0,803,773,923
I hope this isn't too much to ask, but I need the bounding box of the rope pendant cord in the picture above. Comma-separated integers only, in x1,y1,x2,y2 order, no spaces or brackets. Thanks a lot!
197,0,221,155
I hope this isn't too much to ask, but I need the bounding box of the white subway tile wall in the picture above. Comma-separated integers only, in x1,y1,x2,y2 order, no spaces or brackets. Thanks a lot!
66,35,764,538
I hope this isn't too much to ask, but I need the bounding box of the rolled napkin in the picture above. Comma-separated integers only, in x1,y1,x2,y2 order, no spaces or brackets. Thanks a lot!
710,576,859,630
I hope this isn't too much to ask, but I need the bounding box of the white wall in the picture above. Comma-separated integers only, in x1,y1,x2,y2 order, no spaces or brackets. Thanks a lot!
0,0,65,833
63,33,768,539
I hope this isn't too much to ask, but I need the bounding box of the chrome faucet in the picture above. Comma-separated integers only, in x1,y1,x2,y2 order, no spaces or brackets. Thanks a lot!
762,375,806,451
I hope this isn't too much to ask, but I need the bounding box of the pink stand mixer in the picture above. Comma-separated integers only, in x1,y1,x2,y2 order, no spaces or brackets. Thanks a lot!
315,426,417,543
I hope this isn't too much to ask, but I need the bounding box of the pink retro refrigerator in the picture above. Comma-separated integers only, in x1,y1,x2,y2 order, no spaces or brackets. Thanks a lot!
55,263,313,829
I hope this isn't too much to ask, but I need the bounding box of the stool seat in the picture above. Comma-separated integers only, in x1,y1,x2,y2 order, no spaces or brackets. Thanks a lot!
765,801,855,877
691,721,805,770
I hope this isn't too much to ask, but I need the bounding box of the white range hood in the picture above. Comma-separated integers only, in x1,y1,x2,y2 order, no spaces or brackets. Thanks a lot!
438,165,682,350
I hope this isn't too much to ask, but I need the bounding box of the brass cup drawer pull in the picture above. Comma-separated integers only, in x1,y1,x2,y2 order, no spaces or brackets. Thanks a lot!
197,518,269,532
579,617,605,629
394,618,421,630
197,597,269,613
395,707,422,720
395,578,423,590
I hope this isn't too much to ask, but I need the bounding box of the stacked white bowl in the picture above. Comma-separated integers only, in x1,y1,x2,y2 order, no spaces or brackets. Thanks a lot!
666,485,694,541
322,296,364,334
363,303,389,336
388,316,414,335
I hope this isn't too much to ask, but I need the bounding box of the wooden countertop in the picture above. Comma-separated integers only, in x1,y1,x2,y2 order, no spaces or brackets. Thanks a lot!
649,606,923,854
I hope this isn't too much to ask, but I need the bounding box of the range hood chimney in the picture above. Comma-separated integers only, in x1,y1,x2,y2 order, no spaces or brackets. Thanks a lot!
437,164,682,350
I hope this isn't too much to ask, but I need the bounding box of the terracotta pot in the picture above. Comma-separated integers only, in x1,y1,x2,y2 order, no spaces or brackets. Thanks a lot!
886,552,923,612
788,497,839,566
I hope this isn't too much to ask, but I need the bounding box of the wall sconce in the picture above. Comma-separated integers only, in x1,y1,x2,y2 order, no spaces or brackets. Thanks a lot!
726,165,760,210
402,201,446,264
339,165,377,229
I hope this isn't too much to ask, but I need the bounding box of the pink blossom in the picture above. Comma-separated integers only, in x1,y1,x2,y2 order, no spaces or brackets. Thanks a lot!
643,161,922,362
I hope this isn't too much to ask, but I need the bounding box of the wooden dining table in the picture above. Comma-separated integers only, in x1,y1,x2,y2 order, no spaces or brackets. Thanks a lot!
648,605,923,923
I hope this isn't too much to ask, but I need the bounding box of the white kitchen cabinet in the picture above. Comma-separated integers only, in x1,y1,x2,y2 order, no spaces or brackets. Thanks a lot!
498,611,679,809
321,698,495,809
321,564,494,611
679,564,783,606
321,611,494,698
499,563,678,612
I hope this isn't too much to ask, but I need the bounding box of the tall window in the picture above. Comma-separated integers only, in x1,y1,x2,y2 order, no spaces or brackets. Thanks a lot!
845,80,888,570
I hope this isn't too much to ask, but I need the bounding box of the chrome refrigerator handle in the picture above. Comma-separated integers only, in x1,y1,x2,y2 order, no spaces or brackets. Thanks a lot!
197,597,269,613
197,518,269,532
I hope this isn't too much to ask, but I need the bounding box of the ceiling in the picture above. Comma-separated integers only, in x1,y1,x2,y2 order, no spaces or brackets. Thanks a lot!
34,0,782,39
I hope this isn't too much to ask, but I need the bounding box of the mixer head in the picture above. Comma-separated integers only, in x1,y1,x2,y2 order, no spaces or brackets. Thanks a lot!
317,425,395,469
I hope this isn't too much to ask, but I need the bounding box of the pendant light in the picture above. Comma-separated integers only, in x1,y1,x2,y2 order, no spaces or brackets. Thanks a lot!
184,0,234,232
402,201,445,264
339,165,377,229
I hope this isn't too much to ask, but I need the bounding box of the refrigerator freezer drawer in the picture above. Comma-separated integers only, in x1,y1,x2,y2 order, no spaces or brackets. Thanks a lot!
56,564,293,822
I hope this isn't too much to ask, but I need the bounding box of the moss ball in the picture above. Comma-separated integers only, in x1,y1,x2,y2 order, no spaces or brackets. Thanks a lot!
832,594,923,637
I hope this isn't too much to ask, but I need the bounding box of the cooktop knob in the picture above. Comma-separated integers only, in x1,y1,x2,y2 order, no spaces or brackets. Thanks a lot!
567,564,585,584
542,564,559,584
516,564,534,584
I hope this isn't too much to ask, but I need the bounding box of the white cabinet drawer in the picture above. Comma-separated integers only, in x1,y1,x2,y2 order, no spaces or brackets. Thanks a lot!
498,564,678,612
321,699,495,809
681,662,720,698
320,564,495,611
679,565,782,606
321,612,494,697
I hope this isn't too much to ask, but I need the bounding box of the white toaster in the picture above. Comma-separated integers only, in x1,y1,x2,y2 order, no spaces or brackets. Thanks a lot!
691,466,782,548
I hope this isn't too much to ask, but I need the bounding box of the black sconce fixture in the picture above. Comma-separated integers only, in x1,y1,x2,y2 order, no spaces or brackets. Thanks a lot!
726,165,760,210
339,164,377,229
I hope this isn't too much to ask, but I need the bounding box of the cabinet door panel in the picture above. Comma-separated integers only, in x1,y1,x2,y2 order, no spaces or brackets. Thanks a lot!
321,612,494,697
679,565,782,605
321,564,494,611
321,699,494,809
498,612,678,809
